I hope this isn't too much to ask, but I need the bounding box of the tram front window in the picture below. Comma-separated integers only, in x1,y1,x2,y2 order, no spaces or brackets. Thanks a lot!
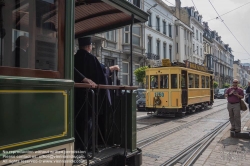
150,75,158,89
171,74,178,89
0,0,62,78
160,75,169,89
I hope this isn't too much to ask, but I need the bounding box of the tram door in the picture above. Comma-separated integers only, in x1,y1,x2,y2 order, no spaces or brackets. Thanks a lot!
210,76,213,102
181,70,188,105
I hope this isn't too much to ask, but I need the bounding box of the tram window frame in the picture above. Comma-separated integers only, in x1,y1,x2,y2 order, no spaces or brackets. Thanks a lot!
145,75,149,89
160,75,169,89
206,76,209,88
171,74,178,89
150,75,159,89
195,74,199,88
0,0,65,79
201,76,205,88
188,73,194,88
181,73,187,88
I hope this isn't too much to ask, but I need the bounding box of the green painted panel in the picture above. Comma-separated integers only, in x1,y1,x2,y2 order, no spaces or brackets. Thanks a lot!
127,93,137,152
0,91,66,148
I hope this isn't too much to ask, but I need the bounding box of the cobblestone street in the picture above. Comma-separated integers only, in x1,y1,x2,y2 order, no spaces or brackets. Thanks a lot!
136,99,250,166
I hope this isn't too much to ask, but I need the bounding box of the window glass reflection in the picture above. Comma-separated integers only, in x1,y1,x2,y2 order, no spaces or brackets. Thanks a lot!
1,0,58,71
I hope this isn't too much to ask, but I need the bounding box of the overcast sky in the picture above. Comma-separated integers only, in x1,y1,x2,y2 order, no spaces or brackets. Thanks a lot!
162,0,250,63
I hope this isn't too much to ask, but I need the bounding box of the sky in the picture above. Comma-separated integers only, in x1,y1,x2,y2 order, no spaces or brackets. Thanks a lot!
162,0,250,63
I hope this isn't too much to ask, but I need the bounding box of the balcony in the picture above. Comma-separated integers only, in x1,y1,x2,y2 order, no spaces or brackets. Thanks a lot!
146,53,160,60
215,72,219,76
122,44,144,57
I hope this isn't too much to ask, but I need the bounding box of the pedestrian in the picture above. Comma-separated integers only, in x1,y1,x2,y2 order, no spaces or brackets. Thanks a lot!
225,79,244,133
245,81,250,110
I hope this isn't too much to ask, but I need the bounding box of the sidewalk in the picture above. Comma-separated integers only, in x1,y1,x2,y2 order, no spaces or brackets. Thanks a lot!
194,111,250,166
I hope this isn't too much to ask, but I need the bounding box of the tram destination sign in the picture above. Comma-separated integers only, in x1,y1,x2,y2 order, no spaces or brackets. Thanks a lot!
185,61,208,72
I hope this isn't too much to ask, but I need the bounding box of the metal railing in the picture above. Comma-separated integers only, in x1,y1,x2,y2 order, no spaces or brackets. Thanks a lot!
74,83,137,165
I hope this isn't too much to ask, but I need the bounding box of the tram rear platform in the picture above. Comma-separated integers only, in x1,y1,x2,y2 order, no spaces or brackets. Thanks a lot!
194,111,250,166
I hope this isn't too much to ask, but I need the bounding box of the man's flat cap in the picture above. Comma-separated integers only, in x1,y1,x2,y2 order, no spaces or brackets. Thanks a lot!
78,37,92,46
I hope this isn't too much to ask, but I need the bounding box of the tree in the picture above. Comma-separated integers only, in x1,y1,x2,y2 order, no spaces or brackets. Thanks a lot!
213,81,218,89
134,66,148,87
223,83,230,88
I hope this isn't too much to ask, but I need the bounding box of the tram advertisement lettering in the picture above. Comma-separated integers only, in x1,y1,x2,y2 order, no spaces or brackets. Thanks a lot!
155,92,164,97
189,63,196,69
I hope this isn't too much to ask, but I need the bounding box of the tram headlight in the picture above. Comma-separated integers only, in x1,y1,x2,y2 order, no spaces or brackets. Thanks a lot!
154,96,161,105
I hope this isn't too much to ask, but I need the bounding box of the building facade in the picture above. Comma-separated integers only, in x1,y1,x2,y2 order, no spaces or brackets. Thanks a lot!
209,30,234,88
234,60,250,87
168,0,204,64
203,22,213,71
185,7,204,64
143,0,174,66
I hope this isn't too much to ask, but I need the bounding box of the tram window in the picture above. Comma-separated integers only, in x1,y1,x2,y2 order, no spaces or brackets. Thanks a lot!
171,74,178,89
160,75,169,89
181,74,186,88
188,73,194,88
201,76,205,88
150,75,158,89
145,76,149,89
206,76,209,88
0,0,63,78
195,75,199,88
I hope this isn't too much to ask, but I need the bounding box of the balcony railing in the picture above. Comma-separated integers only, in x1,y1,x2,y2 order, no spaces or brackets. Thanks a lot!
146,53,160,60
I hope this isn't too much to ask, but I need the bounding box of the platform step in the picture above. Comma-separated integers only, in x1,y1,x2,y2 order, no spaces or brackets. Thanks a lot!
230,131,250,139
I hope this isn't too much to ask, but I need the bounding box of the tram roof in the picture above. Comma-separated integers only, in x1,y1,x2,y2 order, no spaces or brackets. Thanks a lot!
75,0,149,38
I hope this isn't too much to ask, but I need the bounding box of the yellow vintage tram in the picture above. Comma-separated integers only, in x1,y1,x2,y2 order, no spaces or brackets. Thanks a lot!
145,60,214,117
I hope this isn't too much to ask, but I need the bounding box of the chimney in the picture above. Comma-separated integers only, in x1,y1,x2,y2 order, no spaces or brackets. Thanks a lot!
175,0,181,18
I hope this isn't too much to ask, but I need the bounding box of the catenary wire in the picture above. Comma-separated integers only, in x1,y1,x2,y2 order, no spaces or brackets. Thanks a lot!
206,1,250,22
208,0,250,58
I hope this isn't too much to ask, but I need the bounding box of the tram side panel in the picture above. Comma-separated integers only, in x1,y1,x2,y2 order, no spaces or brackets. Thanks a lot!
0,77,74,165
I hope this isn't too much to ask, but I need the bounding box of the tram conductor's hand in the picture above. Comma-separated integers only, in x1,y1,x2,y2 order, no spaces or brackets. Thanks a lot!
109,65,120,72
82,78,97,88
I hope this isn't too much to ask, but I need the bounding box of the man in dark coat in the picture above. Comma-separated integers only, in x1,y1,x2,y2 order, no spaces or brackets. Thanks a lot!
74,37,119,151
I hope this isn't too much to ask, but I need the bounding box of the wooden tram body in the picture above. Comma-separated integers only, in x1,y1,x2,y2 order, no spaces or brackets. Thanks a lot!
145,61,214,117
0,0,148,166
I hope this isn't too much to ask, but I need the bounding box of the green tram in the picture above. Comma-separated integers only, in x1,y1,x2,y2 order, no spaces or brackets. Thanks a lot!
0,0,148,165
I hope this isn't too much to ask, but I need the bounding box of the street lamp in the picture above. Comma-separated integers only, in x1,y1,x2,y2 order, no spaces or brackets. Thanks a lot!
147,3,158,13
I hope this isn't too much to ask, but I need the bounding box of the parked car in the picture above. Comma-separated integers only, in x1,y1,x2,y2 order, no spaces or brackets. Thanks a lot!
134,89,146,100
136,93,146,111
215,88,227,99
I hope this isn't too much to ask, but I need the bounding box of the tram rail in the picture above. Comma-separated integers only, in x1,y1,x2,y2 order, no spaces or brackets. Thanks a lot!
159,111,249,166
137,104,228,149
137,101,227,132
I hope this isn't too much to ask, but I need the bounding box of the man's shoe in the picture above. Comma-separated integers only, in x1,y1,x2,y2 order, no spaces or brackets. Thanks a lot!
230,128,235,131
235,130,241,133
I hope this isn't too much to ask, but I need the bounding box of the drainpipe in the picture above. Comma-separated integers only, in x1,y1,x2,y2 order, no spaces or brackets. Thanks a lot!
130,14,134,86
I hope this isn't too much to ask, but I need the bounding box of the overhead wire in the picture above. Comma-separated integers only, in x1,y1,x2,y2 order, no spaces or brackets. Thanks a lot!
208,0,250,58
206,1,250,22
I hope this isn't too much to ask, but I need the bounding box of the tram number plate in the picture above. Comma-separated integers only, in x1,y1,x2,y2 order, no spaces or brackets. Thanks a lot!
155,92,164,97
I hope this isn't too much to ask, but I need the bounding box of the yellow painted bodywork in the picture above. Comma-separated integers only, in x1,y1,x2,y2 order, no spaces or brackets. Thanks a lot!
145,66,213,109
